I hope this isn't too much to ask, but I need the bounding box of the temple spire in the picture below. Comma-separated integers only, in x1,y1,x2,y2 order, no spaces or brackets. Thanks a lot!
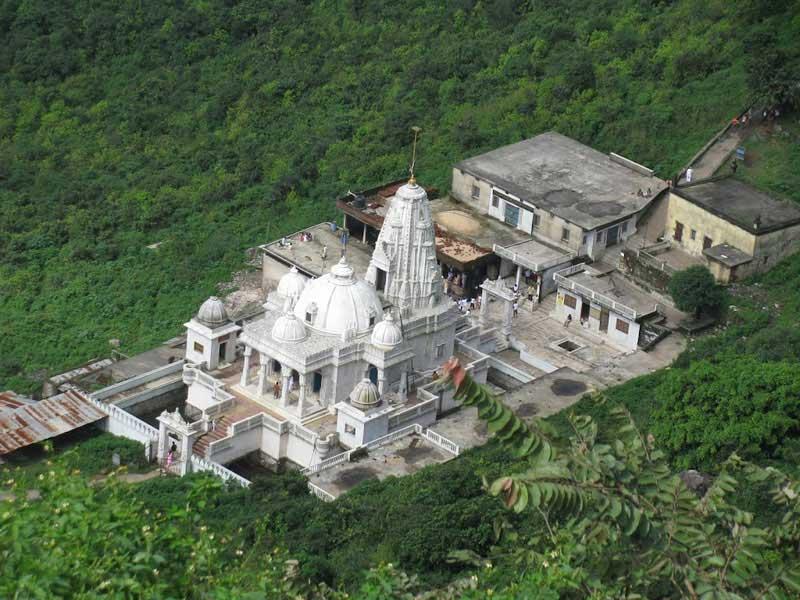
408,126,421,185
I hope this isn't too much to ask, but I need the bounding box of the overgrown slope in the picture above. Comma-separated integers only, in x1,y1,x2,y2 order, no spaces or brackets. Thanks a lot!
0,0,794,391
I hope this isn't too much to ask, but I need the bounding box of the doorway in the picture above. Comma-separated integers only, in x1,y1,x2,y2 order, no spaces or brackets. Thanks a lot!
312,372,323,394
580,301,590,322
368,365,378,385
606,225,619,247
375,268,386,291
599,308,610,332
218,342,227,364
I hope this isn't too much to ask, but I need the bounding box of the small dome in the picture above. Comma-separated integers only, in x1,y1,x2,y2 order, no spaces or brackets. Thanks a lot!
350,378,380,411
293,257,383,336
277,266,307,299
271,313,307,343
371,312,403,350
197,296,228,327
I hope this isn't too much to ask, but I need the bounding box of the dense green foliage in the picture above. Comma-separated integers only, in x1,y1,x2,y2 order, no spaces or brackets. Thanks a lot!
651,358,800,470
3,0,798,392
437,361,800,598
668,265,726,317
0,430,149,487
735,115,800,202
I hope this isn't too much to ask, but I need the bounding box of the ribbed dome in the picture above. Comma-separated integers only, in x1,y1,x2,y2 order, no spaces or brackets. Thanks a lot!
197,296,228,327
271,312,307,343
370,312,403,350
293,257,383,336
350,378,380,411
277,266,307,299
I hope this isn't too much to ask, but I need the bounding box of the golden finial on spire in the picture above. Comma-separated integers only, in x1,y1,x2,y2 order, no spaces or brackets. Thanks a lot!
409,126,422,185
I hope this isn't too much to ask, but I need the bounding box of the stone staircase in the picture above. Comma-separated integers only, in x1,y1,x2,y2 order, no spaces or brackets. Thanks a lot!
494,329,510,352
192,414,234,458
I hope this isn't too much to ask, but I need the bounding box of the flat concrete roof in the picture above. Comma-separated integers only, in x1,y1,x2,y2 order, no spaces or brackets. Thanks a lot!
455,132,665,230
261,222,374,279
564,270,658,318
674,178,800,234
430,196,531,250
493,237,570,271
704,243,753,267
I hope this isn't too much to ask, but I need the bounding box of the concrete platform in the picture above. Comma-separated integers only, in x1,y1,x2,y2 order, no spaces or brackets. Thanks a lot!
308,434,452,497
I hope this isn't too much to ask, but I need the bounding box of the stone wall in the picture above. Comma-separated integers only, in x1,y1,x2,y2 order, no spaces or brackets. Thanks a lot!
620,248,673,294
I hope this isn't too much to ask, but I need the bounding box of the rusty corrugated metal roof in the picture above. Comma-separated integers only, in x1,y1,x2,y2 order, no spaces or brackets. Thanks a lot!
0,391,35,415
0,390,107,455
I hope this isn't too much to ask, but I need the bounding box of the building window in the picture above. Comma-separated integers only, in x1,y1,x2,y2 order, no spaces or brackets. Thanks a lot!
471,185,480,199
305,312,313,324
674,221,684,242
436,344,446,358
491,194,499,208
582,234,588,245
561,227,570,242
532,212,541,228
597,230,604,243
703,236,713,250
620,221,628,234
563,294,577,309
763,255,769,264
344,423,356,435
504,203,520,227
193,341,204,353
616,319,630,334
690,229,697,240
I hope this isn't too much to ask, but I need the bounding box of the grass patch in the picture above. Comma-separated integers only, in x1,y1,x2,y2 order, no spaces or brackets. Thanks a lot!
0,429,149,488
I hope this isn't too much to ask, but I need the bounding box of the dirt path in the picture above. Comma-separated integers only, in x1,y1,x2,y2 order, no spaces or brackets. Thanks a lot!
680,128,745,184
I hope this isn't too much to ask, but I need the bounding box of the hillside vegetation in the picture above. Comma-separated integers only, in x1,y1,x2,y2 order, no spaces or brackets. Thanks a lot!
2,0,795,391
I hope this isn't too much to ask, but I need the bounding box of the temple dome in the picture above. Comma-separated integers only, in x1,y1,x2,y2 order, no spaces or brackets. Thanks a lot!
277,266,307,299
350,378,380,411
293,257,383,336
271,313,307,343
370,312,403,350
196,296,228,327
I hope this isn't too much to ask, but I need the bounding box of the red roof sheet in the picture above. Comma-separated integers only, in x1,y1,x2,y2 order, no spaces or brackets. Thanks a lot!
0,390,107,455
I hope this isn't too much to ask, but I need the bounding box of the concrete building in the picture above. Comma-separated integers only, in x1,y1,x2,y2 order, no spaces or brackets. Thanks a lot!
552,263,660,351
451,132,666,265
638,178,800,283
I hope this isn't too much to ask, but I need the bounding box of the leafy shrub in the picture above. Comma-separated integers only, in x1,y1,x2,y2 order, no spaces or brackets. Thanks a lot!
651,358,800,470
668,265,726,317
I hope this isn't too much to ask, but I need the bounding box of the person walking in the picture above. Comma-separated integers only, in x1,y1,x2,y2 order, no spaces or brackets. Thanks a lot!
273,379,281,399
513,300,519,318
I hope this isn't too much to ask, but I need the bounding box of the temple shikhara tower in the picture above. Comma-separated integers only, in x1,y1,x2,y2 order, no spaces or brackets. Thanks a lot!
164,168,479,476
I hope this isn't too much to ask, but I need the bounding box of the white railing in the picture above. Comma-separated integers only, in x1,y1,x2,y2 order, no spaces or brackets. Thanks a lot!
90,360,185,402
289,422,318,444
364,423,419,451
421,428,460,456
387,397,437,428
303,449,353,475
190,455,251,487
86,394,160,438
554,264,638,321
308,481,335,502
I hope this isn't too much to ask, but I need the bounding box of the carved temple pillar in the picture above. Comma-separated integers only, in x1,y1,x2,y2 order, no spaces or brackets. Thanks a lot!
377,371,386,396
298,373,307,417
257,356,268,396
281,364,290,407
179,433,191,476
157,420,168,461
479,284,490,327
240,346,253,387
502,297,514,340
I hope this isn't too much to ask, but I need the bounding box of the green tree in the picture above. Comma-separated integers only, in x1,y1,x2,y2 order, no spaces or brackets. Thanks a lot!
668,265,726,317
651,358,800,470
437,358,800,598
